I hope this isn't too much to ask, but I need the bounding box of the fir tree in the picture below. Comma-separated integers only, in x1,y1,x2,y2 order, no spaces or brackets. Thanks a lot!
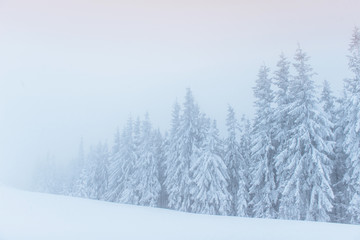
272,54,291,214
74,167,90,198
191,120,231,215
112,128,121,155
154,129,168,208
106,128,125,202
164,102,182,210
165,89,203,212
320,80,345,222
332,91,349,223
321,80,336,121
223,106,243,216
119,118,139,204
276,47,334,221
249,65,277,219
92,142,109,200
343,27,360,224
135,114,161,207
238,115,251,216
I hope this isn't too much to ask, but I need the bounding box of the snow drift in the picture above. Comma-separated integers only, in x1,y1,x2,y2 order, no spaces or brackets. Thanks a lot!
0,185,359,240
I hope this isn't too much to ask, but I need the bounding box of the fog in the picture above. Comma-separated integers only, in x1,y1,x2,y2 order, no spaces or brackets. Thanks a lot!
0,0,359,188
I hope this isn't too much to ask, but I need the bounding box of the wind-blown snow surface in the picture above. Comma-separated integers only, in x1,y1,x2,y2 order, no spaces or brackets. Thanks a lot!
0,185,359,240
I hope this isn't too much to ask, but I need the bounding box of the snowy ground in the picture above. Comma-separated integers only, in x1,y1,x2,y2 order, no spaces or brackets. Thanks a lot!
0,185,359,240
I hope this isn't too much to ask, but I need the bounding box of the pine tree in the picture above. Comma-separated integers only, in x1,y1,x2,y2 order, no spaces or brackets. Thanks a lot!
112,128,121,155
119,118,138,204
170,101,181,138
74,166,90,198
343,27,360,224
276,47,334,221
274,54,291,108
272,54,291,213
249,65,277,219
135,114,161,207
71,138,85,190
321,80,336,122
106,118,138,204
106,128,125,202
238,115,251,216
154,129,168,208
191,120,231,215
320,80,344,222
223,106,244,216
164,102,182,209
76,146,98,199
92,142,109,200
332,91,349,223
165,89,203,212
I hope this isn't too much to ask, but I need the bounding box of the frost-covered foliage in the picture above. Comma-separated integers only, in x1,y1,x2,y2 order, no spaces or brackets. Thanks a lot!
250,65,277,219
135,114,161,207
332,92,349,223
165,88,205,212
343,27,360,224
153,129,168,208
273,54,291,172
320,81,346,223
105,128,126,202
238,115,251,216
224,106,243,216
191,120,231,215
275,47,334,221
72,142,109,200
90,142,109,200
34,27,360,225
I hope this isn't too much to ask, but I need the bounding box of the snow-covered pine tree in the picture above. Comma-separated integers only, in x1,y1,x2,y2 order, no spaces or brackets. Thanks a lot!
130,117,143,204
332,90,349,223
165,89,203,212
106,128,125,202
238,115,251,216
135,114,161,207
84,146,97,199
343,27,360,224
153,129,168,208
73,142,108,200
170,101,181,138
77,145,98,199
92,142,109,200
164,102,181,210
249,65,277,219
112,128,121,155
320,80,344,222
272,54,291,214
320,80,336,123
223,106,242,215
276,47,334,221
119,118,139,205
133,117,142,159
191,120,231,215
68,138,85,196
73,166,90,198
274,54,291,109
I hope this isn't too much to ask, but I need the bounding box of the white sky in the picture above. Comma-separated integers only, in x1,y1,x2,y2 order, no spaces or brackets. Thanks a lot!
0,0,359,187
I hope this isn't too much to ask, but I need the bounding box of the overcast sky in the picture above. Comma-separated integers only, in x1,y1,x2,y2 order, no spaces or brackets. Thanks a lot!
0,0,359,187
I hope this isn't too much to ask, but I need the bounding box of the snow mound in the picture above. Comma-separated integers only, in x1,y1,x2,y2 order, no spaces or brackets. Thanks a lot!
0,185,359,240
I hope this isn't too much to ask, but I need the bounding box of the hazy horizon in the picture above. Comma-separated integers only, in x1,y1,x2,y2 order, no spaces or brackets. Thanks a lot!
1,0,360,187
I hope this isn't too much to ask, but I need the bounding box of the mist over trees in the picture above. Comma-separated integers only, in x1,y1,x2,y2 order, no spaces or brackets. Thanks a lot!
33,27,360,225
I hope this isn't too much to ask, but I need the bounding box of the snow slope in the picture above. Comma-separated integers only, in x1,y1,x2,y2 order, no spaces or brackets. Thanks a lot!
0,185,359,240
